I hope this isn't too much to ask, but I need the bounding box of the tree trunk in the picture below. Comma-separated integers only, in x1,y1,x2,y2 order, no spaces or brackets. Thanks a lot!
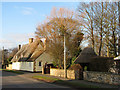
99,33,103,56
91,2,94,50
91,26,94,50
118,2,120,55
113,30,117,57
118,36,120,56
107,44,109,57
99,2,103,56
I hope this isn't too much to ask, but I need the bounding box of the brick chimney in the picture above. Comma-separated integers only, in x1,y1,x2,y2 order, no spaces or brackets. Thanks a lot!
18,45,21,50
40,38,46,50
29,38,34,44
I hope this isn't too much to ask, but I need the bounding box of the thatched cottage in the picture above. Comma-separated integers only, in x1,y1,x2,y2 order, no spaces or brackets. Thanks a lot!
74,47,97,70
74,47,116,72
11,38,54,72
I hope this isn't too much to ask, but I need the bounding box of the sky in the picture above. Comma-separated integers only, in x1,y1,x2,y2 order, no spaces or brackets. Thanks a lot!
1,2,80,50
1,0,117,50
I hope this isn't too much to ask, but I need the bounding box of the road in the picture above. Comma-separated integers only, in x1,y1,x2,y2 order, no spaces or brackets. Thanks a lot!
1,71,72,89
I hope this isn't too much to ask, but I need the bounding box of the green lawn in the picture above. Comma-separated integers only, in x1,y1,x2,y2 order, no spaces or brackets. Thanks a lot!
33,76,60,82
32,75,100,88
2,69,24,74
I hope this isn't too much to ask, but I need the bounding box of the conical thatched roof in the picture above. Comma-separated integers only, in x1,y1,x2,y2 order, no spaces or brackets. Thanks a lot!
11,39,44,62
74,47,97,63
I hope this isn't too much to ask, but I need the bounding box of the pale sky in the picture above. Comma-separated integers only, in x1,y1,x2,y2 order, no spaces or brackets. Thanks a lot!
1,0,117,50
1,2,79,49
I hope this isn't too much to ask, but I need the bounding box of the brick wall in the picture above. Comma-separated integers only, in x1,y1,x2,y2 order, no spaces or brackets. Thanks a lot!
83,71,120,85
50,68,80,79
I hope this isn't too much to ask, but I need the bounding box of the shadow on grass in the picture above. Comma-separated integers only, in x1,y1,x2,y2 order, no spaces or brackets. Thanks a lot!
52,80,100,89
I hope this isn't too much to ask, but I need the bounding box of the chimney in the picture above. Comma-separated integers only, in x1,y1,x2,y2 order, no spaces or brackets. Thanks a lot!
18,45,21,50
40,38,46,50
44,38,46,50
29,38,34,44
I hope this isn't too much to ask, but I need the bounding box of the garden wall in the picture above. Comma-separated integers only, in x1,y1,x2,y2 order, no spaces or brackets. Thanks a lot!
6,64,12,70
50,68,80,79
83,71,120,85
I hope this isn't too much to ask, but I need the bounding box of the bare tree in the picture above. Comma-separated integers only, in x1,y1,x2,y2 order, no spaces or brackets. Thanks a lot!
78,2,119,57
78,2,95,50
36,8,83,68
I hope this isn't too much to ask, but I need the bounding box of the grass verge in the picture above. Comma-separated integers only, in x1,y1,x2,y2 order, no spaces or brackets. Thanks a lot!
2,69,24,74
33,76,60,82
32,75,100,88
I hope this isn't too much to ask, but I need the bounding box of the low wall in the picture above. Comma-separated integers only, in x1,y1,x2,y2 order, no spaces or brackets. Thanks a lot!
6,64,12,70
83,71,120,85
50,68,80,79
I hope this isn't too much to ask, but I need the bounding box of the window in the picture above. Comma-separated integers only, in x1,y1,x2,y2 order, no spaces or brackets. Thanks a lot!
39,62,41,66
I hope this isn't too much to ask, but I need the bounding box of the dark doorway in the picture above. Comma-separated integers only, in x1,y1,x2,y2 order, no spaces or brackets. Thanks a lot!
44,64,53,74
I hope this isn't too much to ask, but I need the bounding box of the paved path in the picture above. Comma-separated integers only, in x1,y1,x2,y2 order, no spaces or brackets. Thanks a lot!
2,71,73,89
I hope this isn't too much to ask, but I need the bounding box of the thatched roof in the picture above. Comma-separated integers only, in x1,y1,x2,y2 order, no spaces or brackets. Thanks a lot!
35,52,54,64
11,39,44,62
74,47,97,63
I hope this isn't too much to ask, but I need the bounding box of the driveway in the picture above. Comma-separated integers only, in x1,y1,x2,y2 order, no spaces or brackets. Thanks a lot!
2,71,73,89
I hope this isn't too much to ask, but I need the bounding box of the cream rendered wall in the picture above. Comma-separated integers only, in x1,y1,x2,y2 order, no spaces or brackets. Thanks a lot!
12,62,34,72
35,53,53,72
35,60,43,72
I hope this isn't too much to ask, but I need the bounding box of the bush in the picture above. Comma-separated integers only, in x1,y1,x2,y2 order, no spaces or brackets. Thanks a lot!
69,64,83,79
69,64,82,71
84,66,87,71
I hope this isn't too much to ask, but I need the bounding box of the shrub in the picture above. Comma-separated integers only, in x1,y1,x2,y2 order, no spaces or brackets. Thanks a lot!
69,64,82,71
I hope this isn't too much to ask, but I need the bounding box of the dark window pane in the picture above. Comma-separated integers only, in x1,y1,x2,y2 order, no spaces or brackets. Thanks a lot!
39,62,41,66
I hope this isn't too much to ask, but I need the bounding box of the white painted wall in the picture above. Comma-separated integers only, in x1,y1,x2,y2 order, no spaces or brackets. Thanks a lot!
12,62,21,70
12,62,34,72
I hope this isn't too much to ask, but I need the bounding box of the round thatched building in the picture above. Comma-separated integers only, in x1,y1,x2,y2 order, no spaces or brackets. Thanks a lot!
74,47,97,70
